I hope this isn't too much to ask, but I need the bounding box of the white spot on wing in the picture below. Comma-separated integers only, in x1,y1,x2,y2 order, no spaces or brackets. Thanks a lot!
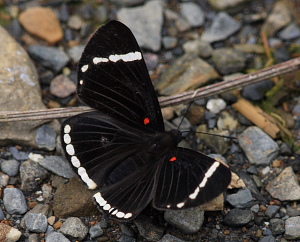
63,134,71,144
94,192,107,206
93,57,109,64
189,186,200,199
64,125,71,134
124,213,132,219
103,204,111,211
177,202,185,208
108,51,142,63
116,212,125,218
199,161,220,188
81,64,88,72
79,80,83,85
66,144,75,156
112,209,118,215
78,167,97,189
71,156,80,168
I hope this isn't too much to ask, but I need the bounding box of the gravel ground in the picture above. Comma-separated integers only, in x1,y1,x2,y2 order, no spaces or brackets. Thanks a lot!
0,0,300,241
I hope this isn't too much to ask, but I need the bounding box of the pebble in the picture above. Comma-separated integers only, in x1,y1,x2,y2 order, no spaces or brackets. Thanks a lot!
67,15,84,30
89,223,103,239
208,0,249,10
223,209,254,226
50,74,76,98
1,159,19,176
134,215,164,241
28,45,70,73
19,7,63,44
212,48,246,75
59,217,89,241
0,223,22,242
180,2,205,27
266,167,300,201
164,207,205,234
238,126,279,165
9,147,29,161
265,205,280,218
0,172,9,187
36,125,57,151
226,188,254,208
39,155,76,179
117,1,163,51
158,234,185,242
206,98,226,114
259,235,276,242
67,45,85,62
25,213,48,233
261,1,292,36
183,39,213,58
19,160,49,191
162,36,178,49
46,232,70,242
201,12,241,42
270,218,285,235
284,216,300,240
242,80,274,101
3,188,28,215
278,22,300,40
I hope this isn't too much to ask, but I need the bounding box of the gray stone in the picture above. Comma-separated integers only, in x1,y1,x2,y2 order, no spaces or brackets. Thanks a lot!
208,0,249,10
0,159,19,176
285,216,300,240
46,232,70,242
89,223,103,238
158,234,186,242
270,218,285,235
212,48,246,75
162,36,178,49
266,167,300,201
0,26,49,147
201,12,241,43
39,155,76,178
261,1,292,36
183,40,213,58
3,188,28,215
9,147,29,161
25,213,48,233
0,172,9,188
258,235,276,242
28,45,70,73
134,215,164,241
226,188,254,208
238,126,279,165
265,205,280,218
278,22,300,40
36,125,57,151
68,45,85,62
117,1,163,51
164,207,205,234
223,209,254,226
180,2,204,27
59,217,88,241
20,160,49,191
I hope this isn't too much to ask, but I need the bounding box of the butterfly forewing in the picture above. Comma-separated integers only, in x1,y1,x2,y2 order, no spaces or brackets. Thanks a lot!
153,148,232,209
77,20,164,131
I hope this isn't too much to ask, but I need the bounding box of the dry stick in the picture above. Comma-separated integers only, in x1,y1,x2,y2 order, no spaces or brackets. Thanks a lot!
0,57,300,123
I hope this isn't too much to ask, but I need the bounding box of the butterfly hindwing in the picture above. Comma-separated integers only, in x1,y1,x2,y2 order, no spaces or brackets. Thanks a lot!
153,148,232,209
77,20,164,131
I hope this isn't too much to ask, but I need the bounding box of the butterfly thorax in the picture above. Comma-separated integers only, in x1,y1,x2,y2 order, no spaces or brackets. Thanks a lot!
145,129,182,157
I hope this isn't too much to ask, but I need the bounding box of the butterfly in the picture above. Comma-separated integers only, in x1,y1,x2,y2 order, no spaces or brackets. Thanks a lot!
61,20,231,221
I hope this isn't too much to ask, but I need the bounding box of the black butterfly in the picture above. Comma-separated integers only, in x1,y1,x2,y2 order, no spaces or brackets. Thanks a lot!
61,20,231,221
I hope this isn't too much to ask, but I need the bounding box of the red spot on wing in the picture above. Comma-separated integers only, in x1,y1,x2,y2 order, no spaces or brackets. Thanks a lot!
169,157,177,162
144,117,150,125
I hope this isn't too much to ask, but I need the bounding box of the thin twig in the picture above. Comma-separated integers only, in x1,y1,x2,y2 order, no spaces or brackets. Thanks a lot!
0,57,299,122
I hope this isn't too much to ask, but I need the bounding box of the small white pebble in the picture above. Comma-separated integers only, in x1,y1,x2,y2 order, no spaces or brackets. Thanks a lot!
206,98,226,114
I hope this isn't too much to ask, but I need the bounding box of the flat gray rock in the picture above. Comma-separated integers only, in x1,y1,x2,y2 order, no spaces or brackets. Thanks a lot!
3,188,28,215
201,12,241,43
238,126,279,165
0,26,50,147
117,1,163,51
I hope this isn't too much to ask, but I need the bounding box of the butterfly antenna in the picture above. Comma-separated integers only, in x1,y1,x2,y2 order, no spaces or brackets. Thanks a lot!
177,102,193,131
181,130,237,140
